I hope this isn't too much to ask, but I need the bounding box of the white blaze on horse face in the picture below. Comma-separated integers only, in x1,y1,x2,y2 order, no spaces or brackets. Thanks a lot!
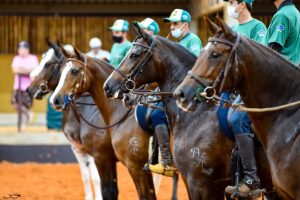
30,48,55,80
50,61,73,105
204,42,212,51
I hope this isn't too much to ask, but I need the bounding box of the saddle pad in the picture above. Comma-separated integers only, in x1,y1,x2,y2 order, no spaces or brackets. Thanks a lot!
135,105,154,135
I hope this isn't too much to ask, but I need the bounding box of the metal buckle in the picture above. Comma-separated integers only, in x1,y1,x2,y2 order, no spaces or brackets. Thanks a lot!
68,93,75,101
39,82,48,92
125,79,136,91
200,86,216,100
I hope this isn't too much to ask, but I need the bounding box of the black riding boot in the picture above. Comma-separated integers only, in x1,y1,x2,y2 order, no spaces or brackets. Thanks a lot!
149,124,176,177
225,134,260,197
143,134,159,172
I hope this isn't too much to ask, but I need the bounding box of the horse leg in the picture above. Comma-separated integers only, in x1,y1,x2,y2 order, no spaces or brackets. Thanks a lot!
94,158,118,200
127,166,156,200
180,174,192,200
152,174,162,196
71,145,93,200
88,156,102,200
171,173,179,200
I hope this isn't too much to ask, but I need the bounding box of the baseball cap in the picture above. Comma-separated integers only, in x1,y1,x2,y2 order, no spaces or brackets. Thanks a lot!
163,9,191,23
109,19,129,32
138,18,160,35
18,41,30,49
224,0,254,6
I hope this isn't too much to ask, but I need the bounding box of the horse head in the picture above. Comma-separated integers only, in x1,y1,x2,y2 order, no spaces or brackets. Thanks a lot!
27,38,70,100
174,17,240,112
50,47,91,111
104,22,158,99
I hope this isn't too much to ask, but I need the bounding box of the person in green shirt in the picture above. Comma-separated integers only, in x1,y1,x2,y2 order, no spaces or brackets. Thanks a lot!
137,18,177,176
228,0,267,43
219,0,267,197
163,9,202,57
109,19,132,68
265,0,300,66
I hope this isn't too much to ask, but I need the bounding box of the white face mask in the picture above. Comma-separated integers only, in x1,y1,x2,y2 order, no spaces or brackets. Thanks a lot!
227,5,240,19
171,24,185,38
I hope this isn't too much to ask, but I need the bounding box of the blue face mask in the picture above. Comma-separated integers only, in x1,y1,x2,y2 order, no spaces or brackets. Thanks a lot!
171,24,185,38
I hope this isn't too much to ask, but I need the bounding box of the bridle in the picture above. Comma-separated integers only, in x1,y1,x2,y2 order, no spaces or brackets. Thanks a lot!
114,36,157,91
188,34,241,100
64,56,88,103
62,56,133,130
38,54,64,93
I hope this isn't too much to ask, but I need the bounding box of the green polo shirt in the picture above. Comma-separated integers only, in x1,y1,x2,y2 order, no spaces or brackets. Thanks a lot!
231,18,267,44
265,4,300,65
179,32,202,57
110,40,132,68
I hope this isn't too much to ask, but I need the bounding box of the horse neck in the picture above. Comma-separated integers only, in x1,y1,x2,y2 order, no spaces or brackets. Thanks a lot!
237,38,300,146
155,39,196,93
86,59,126,125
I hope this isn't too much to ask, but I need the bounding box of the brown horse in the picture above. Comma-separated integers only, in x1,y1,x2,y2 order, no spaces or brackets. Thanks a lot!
27,42,118,200
48,47,160,200
174,18,300,199
102,23,280,200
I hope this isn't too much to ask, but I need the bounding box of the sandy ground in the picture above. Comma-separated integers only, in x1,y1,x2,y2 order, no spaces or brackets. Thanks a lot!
0,162,188,200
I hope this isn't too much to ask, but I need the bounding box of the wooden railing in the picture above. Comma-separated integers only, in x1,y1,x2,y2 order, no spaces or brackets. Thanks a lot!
0,15,171,54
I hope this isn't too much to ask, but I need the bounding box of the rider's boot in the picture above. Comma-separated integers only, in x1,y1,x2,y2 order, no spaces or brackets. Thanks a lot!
143,134,159,171
149,124,177,177
225,134,261,197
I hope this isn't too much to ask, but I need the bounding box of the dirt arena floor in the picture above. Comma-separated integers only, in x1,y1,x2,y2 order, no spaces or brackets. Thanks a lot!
0,162,188,200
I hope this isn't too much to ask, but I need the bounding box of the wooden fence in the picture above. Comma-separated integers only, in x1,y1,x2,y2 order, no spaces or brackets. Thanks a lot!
0,15,171,54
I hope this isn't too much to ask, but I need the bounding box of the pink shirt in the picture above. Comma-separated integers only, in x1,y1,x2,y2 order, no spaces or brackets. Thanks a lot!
12,54,39,91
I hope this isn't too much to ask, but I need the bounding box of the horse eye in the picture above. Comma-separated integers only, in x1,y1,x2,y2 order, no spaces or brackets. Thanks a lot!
130,53,139,59
210,51,220,58
71,69,79,75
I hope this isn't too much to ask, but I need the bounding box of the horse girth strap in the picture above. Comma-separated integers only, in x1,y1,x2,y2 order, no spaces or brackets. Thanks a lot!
208,34,241,92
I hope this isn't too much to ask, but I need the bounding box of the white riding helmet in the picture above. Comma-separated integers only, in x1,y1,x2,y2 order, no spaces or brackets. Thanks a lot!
89,37,102,49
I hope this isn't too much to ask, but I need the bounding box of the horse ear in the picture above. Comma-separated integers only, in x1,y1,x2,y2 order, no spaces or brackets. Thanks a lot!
73,47,85,61
59,43,71,58
204,16,221,35
45,36,53,48
50,41,62,58
217,17,237,40
132,22,141,36
132,21,153,44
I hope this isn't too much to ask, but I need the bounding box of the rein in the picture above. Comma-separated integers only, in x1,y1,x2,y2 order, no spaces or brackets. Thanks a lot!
65,56,133,129
70,100,133,129
130,89,173,97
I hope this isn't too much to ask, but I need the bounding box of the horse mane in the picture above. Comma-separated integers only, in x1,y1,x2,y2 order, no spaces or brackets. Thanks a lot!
90,57,115,72
243,36,300,70
156,35,197,62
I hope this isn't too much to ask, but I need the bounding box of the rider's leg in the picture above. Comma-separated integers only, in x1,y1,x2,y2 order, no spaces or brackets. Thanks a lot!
225,110,260,196
149,102,176,177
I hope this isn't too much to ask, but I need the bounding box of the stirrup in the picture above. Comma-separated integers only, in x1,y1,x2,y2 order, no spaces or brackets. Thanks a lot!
149,163,177,177
226,185,264,198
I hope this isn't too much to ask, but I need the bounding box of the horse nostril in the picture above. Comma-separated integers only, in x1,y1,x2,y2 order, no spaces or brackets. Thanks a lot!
179,90,186,102
54,98,61,106
104,83,110,93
